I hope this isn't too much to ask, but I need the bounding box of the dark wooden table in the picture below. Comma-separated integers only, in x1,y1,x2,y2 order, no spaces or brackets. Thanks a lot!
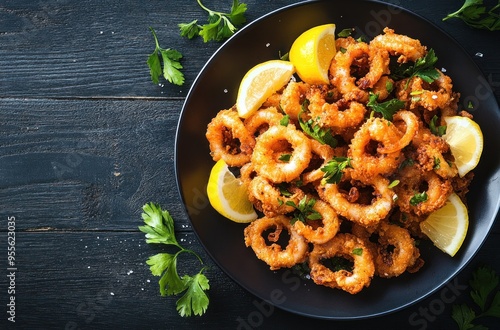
1,0,499,329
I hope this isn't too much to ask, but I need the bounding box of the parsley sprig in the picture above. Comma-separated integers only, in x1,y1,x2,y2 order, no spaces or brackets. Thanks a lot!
286,196,322,224
430,115,447,136
443,0,500,31
390,49,440,87
147,27,185,86
179,0,247,42
410,191,428,206
139,203,210,317
298,103,338,148
366,92,405,121
452,266,500,329
320,157,353,185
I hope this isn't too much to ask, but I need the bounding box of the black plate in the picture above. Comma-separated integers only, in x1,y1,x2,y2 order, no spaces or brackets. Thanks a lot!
175,0,500,319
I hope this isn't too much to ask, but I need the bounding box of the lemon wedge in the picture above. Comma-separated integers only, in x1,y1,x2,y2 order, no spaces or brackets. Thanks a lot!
289,23,336,85
236,60,295,119
419,193,469,257
442,116,483,177
207,159,258,223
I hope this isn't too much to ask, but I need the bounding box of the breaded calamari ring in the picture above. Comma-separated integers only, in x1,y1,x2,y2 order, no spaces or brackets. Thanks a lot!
318,175,395,227
244,215,308,270
206,109,255,166
308,233,375,294
292,197,340,244
251,124,312,183
370,27,427,63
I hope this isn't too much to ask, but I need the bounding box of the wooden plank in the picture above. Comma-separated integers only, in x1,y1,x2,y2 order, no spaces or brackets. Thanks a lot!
0,0,296,99
1,0,498,100
1,230,500,329
0,98,190,230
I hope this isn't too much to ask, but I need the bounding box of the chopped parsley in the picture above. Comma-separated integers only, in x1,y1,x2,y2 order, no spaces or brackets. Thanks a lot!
320,157,352,184
279,154,291,162
430,115,447,136
366,92,405,121
298,103,337,148
337,28,354,37
286,196,322,224
388,180,400,189
352,248,363,256
410,191,428,206
390,48,440,87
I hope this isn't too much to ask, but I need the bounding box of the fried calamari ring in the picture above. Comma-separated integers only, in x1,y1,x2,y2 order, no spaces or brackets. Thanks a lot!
348,117,403,177
292,197,340,244
370,75,395,101
280,81,310,121
329,41,389,102
307,85,367,129
247,175,305,217
378,110,419,154
370,27,427,63
308,233,375,294
301,140,336,184
393,165,453,215
318,175,395,227
412,123,458,178
252,125,312,183
244,106,284,138
397,71,454,111
374,223,420,278
244,215,308,270
206,109,255,166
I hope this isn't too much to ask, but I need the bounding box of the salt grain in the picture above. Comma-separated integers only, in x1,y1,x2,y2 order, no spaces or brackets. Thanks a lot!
475,52,484,58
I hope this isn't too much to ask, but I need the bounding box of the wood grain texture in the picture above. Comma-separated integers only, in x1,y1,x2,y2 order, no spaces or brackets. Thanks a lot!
0,98,187,230
0,231,499,329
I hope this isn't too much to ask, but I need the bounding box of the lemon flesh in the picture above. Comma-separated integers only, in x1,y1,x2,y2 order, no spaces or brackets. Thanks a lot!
207,159,257,223
236,60,295,119
289,23,336,85
420,193,469,257
442,116,483,177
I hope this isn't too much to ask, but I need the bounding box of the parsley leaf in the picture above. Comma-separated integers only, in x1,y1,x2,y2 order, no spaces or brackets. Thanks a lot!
389,49,440,86
139,203,209,317
286,196,322,224
176,271,210,317
147,252,186,296
470,266,499,312
337,28,354,37
179,0,247,42
139,202,179,246
410,191,428,206
352,248,363,256
366,92,405,121
452,304,478,330
179,20,201,39
430,115,447,136
443,0,500,31
147,27,185,86
298,103,338,148
320,157,352,184
451,266,500,329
